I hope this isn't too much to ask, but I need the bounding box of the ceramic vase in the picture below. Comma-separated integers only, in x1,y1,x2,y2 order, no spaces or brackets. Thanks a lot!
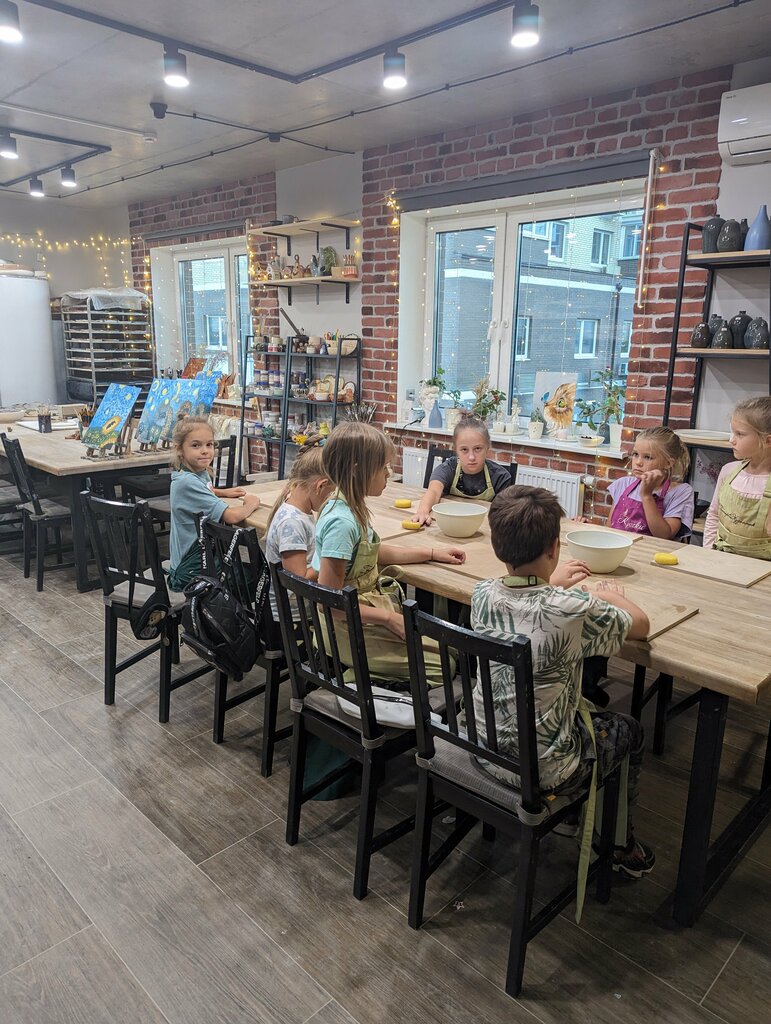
528,421,544,440
740,218,749,248
701,215,725,254
729,310,752,348
744,205,771,251
609,422,623,449
445,406,463,431
708,313,723,340
690,321,712,348
428,401,443,429
712,320,733,349
717,219,743,252
420,385,440,419
745,317,770,350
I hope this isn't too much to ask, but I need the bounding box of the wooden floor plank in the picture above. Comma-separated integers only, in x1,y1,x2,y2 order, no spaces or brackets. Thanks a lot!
0,680,97,814
0,926,170,1024
0,808,90,977
40,696,277,863
15,780,328,1024
702,934,771,1024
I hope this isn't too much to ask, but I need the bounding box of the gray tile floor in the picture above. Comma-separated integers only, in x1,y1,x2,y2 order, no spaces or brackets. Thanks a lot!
0,551,768,1023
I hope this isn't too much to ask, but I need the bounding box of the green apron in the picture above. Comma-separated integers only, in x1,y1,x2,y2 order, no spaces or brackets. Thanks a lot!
320,497,447,686
449,460,496,500
716,461,771,560
503,575,628,922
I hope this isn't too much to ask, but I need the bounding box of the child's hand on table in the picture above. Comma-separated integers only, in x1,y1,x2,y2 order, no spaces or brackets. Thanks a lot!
217,486,247,498
432,546,466,565
587,579,625,597
638,469,666,497
572,515,591,524
550,559,591,588
412,510,434,526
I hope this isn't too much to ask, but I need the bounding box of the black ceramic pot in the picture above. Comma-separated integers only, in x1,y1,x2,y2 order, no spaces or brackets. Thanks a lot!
729,310,752,348
712,320,733,348
690,321,712,348
701,215,725,254
716,219,743,252
745,317,770,350
708,313,723,339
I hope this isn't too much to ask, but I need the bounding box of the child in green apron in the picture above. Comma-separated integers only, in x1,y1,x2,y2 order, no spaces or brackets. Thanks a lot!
413,413,514,526
168,416,261,591
314,422,466,685
704,397,771,559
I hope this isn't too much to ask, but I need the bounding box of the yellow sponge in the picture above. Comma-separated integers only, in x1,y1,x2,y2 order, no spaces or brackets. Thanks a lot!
394,498,412,509
653,552,679,566
401,520,422,530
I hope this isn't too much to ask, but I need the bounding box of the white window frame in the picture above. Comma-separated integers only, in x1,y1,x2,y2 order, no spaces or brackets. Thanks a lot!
619,320,633,358
591,228,611,266
621,223,642,259
515,314,531,360
403,180,645,406
575,318,599,359
548,221,566,260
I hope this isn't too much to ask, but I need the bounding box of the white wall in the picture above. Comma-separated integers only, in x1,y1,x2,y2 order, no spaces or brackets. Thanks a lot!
700,57,771,431
0,193,131,296
272,153,363,338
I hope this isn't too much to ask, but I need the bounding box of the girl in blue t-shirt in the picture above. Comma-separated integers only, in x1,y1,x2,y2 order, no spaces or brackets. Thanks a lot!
315,422,464,684
168,416,260,591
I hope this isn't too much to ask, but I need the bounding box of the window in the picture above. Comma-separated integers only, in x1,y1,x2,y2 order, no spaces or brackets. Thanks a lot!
575,319,599,358
205,313,227,349
591,229,611,265
515,315,531,359
417,186,644,417
622,221,642,259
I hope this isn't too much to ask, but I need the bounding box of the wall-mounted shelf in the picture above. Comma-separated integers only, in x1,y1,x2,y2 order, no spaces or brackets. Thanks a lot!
686,249,771,270
675,348,769,359
258,276,359,305
250,217,360,256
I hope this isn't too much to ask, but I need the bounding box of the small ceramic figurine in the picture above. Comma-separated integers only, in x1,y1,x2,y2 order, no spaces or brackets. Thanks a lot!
291,254,302,278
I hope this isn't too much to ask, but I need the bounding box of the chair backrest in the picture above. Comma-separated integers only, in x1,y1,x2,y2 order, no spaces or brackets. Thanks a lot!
508,460,518,485
199,516,274,640
422,445,453,488
270,565,387,746
80,491,167,604
212,435,237,489
402,599,542,815
1,433,41,511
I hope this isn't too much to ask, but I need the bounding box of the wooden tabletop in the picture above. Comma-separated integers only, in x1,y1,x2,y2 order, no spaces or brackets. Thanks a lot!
242,479,771,706
1,424,172,477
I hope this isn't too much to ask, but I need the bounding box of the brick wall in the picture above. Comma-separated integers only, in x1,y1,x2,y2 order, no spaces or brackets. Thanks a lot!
361,65,732,512
127,172,279,338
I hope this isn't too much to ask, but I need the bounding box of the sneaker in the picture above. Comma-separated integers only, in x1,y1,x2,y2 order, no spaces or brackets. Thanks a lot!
613,835,655,878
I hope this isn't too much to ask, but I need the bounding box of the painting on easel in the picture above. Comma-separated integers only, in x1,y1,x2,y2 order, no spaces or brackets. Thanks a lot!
81,384,141,450
135,376,221,447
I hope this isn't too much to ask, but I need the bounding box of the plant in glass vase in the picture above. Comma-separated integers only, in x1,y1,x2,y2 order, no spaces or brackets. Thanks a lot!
471,376,506,422
444,386,464,430
574,397,601,437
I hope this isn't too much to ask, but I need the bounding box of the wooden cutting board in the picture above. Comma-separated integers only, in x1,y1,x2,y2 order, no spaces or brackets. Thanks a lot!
636,601,699,642
650,544,771,588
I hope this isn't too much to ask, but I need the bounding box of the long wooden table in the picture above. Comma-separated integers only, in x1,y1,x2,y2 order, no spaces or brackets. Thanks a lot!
0,424,170,591
244,478,771,924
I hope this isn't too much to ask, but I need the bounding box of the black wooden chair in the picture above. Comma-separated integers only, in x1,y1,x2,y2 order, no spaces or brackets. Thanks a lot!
199,517,291,774
271,565,458,899
145,435,239,526
1,433,73,591
0,476,24,546
422,443,518,489
402,600,622,997
81,492,211,721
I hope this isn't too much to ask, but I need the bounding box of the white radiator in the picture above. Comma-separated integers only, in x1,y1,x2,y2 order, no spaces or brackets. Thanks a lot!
401,448,584,517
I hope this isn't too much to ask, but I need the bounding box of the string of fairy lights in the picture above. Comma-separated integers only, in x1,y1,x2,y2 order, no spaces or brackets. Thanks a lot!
0,230,134,288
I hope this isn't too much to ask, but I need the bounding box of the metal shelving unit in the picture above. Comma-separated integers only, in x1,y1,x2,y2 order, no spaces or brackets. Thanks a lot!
62,294,154,410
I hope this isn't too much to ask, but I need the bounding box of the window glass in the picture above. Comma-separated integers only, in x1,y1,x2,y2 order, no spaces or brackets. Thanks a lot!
433,226,496,393
178,256,227,361
591,229,611,265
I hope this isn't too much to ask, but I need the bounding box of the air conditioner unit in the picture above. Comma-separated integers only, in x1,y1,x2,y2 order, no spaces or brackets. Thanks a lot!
718,83,771,166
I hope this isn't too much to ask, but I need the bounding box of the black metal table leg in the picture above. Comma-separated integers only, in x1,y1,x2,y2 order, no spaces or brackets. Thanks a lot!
66,474,99,592
673,687,728,925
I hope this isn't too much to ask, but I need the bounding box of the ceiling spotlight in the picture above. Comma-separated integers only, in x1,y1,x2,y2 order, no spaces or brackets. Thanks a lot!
383,48,406,90
163,46,189,88
29,177,45,197
267,132,281,143
0,132,18,159
511,1,540,48
0,1,23,45
61,165,77,188
149,101,168,120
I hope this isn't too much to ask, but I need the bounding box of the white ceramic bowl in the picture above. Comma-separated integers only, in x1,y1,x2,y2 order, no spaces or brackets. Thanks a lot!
432,502,488,538
565,529,633,573
580,435,604,448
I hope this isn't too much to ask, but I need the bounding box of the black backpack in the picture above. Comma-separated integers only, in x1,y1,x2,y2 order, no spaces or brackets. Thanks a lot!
180,521,269,679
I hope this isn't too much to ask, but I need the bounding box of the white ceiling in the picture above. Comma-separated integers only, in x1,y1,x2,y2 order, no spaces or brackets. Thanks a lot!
0,0,770,209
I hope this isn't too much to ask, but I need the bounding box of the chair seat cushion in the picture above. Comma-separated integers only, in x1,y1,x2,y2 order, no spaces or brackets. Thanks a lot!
105,577,185,612
121,473,171,499
303,682,456,738
18,498,71,520
422,736,579,819
148,496,171,517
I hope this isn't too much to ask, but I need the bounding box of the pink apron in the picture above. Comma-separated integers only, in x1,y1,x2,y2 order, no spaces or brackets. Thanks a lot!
610,477,670,534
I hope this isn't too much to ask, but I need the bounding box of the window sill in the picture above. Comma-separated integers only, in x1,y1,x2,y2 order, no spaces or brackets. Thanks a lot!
386,422,625,460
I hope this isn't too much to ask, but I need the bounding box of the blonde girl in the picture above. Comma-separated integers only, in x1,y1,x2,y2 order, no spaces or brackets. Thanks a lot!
413,412,513,525
265,437,333,621
314,422,465,684
704,397,771,558
598,426,694,540
168,415,260,591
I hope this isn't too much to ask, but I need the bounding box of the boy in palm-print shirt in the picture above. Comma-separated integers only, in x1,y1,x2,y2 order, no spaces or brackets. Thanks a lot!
470,485,656,878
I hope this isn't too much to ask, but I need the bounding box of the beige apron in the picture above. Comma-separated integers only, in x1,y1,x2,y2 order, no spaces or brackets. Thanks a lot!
320,500,447,686
716,461,771,560
449,459,495,500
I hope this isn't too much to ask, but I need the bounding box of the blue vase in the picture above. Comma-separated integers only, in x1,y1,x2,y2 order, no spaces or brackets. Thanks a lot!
744,204,771,251
428,401,443,428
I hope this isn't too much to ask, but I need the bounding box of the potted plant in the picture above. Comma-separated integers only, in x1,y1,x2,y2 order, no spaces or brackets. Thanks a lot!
594,367,625,448
574,397,601,436
444,387,464,430
471,376,506,422
528,406,546,439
